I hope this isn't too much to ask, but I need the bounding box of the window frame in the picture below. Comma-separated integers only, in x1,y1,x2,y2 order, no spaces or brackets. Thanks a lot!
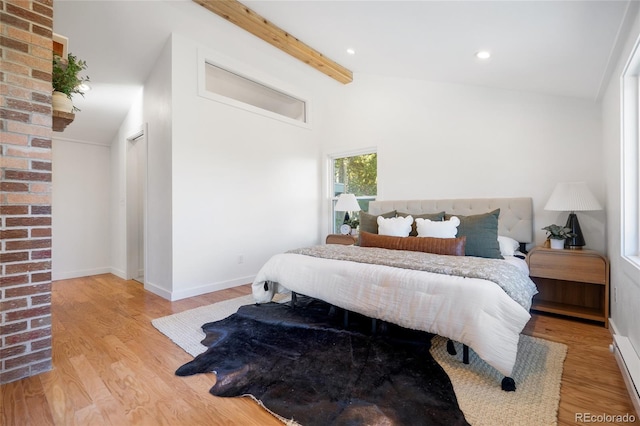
620,36,640,277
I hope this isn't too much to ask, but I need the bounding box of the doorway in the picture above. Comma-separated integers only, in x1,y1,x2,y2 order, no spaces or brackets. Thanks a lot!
126,128,147,283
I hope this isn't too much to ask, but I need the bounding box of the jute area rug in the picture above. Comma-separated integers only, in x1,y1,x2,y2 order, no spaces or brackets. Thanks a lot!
152,295,567,426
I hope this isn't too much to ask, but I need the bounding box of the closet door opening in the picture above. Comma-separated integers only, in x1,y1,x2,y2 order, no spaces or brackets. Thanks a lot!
126,128,147,283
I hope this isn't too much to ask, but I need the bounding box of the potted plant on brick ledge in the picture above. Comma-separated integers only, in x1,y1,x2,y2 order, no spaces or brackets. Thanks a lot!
542,224,575,249
52,52,89,131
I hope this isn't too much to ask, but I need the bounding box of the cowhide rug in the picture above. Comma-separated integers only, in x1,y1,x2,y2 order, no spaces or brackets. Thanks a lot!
176,296,469,426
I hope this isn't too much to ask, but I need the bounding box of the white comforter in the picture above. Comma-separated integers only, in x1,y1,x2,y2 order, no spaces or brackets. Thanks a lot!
252,251,532,378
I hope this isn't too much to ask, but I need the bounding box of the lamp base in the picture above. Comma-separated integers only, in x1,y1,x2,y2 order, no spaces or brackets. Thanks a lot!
565,212,585,249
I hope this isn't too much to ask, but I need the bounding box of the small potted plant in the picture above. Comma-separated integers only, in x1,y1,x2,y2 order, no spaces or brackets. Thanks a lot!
542,224,575,249
346,217,360,235
52,52,89,113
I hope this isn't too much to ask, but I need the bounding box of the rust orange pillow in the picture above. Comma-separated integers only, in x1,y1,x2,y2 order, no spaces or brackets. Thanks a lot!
359,231,466,256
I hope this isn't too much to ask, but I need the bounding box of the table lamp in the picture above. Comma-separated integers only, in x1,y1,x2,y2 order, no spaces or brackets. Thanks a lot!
544,182,602,249
334,193,361,232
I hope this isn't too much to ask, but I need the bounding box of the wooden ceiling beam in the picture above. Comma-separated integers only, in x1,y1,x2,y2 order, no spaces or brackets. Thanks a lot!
193,0,353,84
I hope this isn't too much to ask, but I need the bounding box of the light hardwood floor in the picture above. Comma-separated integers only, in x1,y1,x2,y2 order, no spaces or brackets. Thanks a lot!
1,274,638,425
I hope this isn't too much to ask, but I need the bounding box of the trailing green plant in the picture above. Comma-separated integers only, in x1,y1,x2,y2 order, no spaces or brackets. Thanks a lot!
52,53,89,102
542,224,576,240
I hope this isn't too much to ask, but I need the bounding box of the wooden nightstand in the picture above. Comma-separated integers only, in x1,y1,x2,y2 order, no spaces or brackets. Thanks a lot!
326,234,358,245
527,246,609,327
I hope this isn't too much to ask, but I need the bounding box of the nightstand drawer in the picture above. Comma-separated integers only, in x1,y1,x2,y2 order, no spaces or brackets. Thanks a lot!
528,249,606,284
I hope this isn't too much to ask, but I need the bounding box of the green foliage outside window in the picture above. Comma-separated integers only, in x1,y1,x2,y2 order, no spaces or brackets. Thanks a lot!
334,153,377,197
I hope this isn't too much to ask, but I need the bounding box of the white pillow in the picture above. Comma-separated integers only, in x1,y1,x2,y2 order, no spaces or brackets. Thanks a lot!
377,215,414,237
416,216,460,238
498,235,520,256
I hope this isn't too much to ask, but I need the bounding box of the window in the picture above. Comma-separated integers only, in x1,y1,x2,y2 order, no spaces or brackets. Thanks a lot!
330,151,377,233
621,38,640,272
198,49,309,127
204,62,306,122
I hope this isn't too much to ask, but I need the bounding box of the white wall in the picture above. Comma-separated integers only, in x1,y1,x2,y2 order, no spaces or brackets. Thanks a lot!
52,138,111,280
601,2,640,374
320,73,606,251
167,33,332,300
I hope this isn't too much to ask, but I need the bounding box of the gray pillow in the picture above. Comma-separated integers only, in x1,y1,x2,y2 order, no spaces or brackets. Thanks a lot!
359,210,396,234
397,211,445,236
445,209,502,259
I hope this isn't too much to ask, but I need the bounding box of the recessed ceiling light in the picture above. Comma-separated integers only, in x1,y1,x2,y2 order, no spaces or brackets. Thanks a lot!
346,48,356,55
475,51,491,60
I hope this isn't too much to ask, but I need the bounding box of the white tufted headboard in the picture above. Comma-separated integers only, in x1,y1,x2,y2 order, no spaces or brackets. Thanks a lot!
368,197,533,243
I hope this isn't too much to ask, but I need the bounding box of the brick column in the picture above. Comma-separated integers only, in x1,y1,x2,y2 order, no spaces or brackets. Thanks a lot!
1,0,54,384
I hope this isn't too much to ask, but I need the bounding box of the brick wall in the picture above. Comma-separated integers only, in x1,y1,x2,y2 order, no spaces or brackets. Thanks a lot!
1,0,54,384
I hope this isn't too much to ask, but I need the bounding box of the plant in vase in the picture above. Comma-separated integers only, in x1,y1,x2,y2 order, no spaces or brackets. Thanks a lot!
52,53,89,113
542,224,576,249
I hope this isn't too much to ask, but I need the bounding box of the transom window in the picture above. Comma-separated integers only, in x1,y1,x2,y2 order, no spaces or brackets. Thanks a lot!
198,49,309,128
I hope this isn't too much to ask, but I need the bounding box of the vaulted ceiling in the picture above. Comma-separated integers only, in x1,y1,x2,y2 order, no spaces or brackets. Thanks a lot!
53,0,636,145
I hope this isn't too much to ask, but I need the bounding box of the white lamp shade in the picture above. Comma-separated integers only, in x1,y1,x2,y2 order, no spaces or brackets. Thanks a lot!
334,193,361,212
544,182,602,212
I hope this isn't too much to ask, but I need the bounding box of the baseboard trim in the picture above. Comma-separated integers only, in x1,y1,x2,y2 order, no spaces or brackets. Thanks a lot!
53,267,112,281
52,270,255,302
144,280,172,300
610,319,640,417
110,267,126,280
169,275,256,301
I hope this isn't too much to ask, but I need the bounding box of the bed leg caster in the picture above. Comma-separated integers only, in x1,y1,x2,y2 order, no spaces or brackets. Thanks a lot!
446,340,470,364
291,292,297,308
501,377,516,392
379,321,388,334
446,340,457,356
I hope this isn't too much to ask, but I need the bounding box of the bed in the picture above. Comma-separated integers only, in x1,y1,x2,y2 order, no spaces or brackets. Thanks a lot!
252,197,538,390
